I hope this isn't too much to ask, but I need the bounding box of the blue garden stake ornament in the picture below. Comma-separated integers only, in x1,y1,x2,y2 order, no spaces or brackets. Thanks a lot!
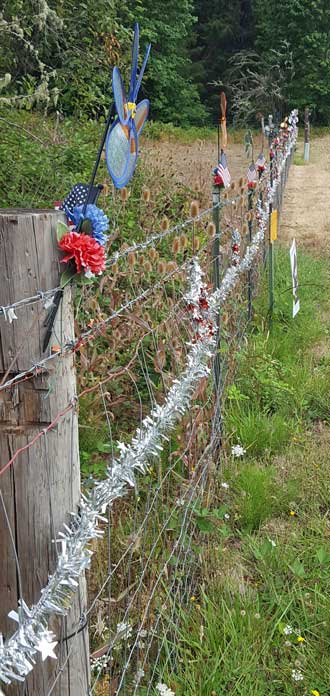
44,25,150,351
105,23,151,189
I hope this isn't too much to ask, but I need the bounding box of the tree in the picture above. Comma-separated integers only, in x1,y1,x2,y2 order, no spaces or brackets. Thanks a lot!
116,0,207,125
224,44,294,124
191,0,255,121
0,0,62,109
254,0,330,122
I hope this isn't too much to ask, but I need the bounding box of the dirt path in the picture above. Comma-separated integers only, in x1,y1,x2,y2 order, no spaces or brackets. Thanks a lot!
281,136,330,254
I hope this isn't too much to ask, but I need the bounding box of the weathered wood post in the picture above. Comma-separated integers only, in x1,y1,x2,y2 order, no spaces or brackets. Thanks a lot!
304,107,310,162
0,209,89,695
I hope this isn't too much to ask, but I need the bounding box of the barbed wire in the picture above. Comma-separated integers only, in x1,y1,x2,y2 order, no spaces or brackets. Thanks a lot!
0,112,298,691
0,196,237,320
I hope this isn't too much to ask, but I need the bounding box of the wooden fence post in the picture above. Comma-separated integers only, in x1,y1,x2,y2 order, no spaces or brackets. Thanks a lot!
0,209,89,695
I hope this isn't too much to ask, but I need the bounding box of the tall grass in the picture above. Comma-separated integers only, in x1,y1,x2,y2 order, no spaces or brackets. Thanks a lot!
151,245,330,695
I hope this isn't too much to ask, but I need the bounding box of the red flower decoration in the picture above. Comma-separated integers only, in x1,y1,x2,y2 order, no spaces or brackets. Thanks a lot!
248,181,256,189
199,296,209,310
214,174,224,187
59,232,106,275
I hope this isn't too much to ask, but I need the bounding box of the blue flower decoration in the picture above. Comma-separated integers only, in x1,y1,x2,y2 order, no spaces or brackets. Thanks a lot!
66,204,109,246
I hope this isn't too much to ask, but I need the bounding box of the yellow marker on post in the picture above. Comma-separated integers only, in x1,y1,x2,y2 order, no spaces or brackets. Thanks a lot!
270,209,278,242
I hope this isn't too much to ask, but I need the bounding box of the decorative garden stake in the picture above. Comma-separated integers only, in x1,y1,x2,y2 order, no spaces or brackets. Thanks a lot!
43,23,151,350
105,23,151,189
245,131,257,319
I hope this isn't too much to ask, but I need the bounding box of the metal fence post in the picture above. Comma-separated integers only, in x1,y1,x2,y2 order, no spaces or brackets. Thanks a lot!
304,107,310,162
268,151,275,331
212,184,222,446
247,186,254,320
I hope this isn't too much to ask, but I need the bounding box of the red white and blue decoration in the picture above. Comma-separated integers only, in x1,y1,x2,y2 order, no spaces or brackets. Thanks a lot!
214,150,231,188
247,162,257,189
255,153,266,173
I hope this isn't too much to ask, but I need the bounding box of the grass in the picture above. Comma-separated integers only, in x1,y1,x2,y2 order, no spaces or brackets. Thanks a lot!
225,246,330,457
294,154,306,166
151,245,330,695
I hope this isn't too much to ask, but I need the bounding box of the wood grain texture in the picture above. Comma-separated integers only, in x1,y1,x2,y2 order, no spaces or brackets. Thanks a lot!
0,210,89,695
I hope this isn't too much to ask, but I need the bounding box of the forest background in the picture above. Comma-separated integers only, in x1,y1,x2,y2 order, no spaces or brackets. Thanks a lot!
1,0,330,126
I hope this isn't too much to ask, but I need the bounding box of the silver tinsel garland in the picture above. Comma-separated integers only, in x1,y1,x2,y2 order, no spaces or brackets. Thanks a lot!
0,112,298,686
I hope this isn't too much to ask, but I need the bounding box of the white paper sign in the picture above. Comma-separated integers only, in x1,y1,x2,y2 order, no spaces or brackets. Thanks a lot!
290,239,300,318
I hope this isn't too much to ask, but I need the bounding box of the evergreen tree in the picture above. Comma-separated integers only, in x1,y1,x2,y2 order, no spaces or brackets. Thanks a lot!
191,0,255,121
254,0,330,121
118,0,207,124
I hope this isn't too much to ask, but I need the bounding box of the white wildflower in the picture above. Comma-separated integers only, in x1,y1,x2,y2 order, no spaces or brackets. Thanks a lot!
283,624,293,635
116,621,132,640
156,683,176,696
268,538,276,547
221,482,229,489
291,669,304,682
224,513,230,520
231,444,246,458
137,629,148,638
135,668,145,682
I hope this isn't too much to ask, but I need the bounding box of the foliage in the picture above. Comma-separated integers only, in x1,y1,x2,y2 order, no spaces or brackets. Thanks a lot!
254,0,330,123
0,0,207,124
0,0,62,109
2,0,330,124
225,246,330,457
153,246,330,695
116,0,207,125
191,0,255,122
225,45,294,124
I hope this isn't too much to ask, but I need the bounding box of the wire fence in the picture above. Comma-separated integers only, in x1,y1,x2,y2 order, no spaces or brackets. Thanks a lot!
0,111,298,695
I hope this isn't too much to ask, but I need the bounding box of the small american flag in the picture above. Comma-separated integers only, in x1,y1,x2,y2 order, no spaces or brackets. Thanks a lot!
214,149,231,188
247,162,257,184
255,152,266,171
59,183,103,212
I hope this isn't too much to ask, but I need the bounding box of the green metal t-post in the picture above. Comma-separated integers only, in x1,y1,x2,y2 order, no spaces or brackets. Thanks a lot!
269,152,275,331
212,184,221,443
247,186,254,321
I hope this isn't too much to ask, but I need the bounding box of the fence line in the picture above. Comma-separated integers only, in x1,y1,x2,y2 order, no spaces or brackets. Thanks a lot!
0,110,298,691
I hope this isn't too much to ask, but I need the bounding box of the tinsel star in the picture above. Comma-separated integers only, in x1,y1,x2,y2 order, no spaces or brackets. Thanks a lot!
36,634,58,661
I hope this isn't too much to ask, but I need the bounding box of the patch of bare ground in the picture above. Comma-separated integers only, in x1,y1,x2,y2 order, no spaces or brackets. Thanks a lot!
280,136,330,255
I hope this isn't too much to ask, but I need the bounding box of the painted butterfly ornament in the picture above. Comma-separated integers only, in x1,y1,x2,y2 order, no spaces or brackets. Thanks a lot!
106,24,151,189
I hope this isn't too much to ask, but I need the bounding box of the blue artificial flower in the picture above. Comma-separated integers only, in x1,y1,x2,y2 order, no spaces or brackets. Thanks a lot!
66,204,109,246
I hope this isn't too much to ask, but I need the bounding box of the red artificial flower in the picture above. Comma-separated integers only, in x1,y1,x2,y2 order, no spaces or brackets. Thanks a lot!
59,232,106,275
248,181,256,189
199,296,209,310
214,174,224,187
